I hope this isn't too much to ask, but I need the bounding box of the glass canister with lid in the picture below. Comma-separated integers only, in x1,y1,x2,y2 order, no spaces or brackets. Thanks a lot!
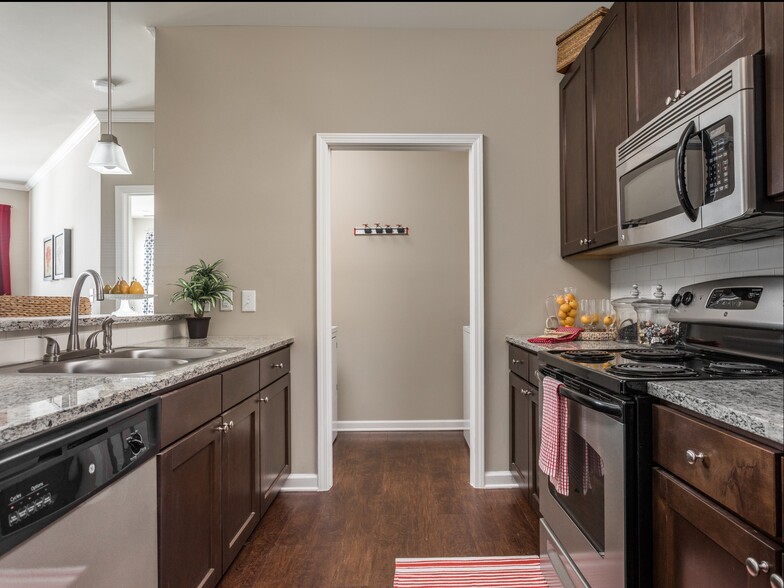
633,284,680,345
611,284,640,343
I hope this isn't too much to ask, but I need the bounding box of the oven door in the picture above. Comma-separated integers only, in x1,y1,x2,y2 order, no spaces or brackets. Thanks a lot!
539,380,626,588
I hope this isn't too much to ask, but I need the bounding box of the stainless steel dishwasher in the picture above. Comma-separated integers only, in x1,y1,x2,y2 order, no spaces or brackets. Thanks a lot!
0,397,159,587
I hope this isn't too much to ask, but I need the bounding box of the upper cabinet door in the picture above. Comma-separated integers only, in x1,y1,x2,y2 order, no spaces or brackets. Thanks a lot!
586,1,627,249
678,2,764,93
559,52,589,257
626,2,680,133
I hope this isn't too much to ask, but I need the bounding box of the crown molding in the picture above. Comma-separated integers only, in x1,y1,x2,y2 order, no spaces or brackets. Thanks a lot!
0,181,28,192
26,113,100,190
94,110,155,124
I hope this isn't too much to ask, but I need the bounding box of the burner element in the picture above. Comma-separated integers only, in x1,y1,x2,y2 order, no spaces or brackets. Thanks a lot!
621,349,695,362
561,350,615,363
606,363,699,378
703,362,781,377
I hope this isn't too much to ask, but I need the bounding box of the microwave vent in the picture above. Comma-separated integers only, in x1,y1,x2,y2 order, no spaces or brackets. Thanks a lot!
618,69,735,164
660,218,783,247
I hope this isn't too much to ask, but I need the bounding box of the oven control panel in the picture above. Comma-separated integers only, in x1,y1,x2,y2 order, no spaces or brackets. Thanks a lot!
669,277,783,328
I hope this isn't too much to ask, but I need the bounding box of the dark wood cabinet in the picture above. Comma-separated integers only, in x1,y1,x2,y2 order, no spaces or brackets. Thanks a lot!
560,2,626,256
157,346,293,587
221,394,261,573
158,418,223,588
626,2,680,133
559,52,589,257
678,2,764,93
653,468,782,588
260,373,291,515
508,344,539,513
765,1,784,199
586,1,627,250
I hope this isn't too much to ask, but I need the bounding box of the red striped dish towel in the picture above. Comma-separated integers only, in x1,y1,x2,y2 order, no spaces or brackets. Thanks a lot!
527,326,583,344
538,376,569,496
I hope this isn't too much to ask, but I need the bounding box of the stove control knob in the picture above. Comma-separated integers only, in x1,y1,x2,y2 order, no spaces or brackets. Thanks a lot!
682,291,694,306
671,293,682,307
126,431,146,455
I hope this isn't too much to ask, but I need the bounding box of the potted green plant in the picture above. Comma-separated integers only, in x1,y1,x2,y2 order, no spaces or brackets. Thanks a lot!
170,259,234,339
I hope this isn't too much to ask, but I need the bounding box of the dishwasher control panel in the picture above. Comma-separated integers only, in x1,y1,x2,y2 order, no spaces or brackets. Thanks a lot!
0,398,159,555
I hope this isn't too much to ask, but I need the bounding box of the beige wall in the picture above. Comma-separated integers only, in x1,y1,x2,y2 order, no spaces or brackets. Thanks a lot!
0,188,30,295
30,127,101,297
332,150,468,422
155,27,610,475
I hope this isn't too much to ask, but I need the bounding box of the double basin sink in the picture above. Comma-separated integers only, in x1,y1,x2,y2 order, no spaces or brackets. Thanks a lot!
11,347,242,376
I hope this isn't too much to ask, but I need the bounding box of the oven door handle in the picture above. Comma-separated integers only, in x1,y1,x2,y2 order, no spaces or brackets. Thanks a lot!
558,385,622,417
675,120,699,222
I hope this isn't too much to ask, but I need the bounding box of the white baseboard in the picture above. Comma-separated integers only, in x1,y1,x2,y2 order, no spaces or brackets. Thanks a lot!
483,471,518,488
281,474,319,492
334,419,468,432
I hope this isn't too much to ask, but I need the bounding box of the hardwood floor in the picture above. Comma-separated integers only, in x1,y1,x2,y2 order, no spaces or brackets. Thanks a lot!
220,432,540,587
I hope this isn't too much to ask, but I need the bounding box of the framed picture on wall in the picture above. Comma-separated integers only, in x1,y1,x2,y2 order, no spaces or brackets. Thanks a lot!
43,235,54,280
53,229,71,280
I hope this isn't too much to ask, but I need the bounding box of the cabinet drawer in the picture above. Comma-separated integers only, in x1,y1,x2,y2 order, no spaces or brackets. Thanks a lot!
653,404,780,537
509,345,529,380
160,375,222,448
222,359,260,410
259,346,290,389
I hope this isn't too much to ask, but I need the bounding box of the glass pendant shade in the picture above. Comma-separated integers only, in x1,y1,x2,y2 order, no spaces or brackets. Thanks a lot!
88,133,131,174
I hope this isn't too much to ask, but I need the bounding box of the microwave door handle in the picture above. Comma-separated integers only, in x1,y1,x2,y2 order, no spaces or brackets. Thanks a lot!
675,120,699,222
558,385,622,417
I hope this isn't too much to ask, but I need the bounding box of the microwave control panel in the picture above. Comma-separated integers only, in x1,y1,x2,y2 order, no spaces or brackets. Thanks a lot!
703,116,735,203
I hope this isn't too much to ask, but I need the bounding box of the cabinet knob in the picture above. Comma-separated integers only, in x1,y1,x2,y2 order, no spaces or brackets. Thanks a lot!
674,88,686,100
585,238,593,245
685,449,705,465
745,557,770,577
770,573,783,588
665,96,673,106
512,358,523,365
263,396,269,404
228,420,234,429
272,362,285,369
215,422,229,433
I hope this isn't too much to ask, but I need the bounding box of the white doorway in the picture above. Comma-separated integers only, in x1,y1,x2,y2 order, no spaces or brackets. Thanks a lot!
316,133,485,490
115,186,154,313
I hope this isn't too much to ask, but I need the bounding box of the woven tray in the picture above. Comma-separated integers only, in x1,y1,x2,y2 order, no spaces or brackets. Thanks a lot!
0,296,91,317
545,328,616,341
556,7,609,74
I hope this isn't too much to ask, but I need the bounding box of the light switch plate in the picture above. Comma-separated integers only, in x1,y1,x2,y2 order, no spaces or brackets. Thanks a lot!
220,291,233,311
241,290,256,312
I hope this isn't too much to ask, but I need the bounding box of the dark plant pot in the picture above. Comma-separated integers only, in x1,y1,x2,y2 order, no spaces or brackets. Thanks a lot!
186,317,211,339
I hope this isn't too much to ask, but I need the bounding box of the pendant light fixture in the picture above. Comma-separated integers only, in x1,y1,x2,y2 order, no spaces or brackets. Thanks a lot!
88,2,131,175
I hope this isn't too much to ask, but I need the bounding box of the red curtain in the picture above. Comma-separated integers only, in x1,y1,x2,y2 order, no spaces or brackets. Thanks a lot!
0,205,10,295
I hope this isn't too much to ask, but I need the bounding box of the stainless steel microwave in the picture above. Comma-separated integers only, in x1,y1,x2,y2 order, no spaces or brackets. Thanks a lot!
616,55,782,247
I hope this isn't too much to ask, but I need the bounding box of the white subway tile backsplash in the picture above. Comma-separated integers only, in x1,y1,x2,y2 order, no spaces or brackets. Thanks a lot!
650,263,667,279
757,246,783,270
657,249,675,263
729,250,758,272
693,248,716,258
673,248,694,261
705,254,730,274
636,265,651,281
0,339,26,367
643,251,659,266
666,261,685,278
684,257,706,276
715,244,743,255
611,256,630,270
743,270,774,277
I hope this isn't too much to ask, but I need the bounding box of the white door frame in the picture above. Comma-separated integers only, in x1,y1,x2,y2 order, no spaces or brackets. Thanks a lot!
316,133,485,490
114,185,154,281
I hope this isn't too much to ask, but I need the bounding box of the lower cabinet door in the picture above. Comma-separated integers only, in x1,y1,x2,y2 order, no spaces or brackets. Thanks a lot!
221,394,261,572
158,418,223,588
260,373,291,513
653,468,782,588
529,392,540,513
509,373,530,491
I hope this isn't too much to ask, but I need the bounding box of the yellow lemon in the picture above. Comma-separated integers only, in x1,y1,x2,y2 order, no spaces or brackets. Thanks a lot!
569,300,579,309
555,295,565,305
580,315,591,324
603,316,614,326
558,310,567,319
564,316,575,326
566,292,576,302
568,308,577,318
560,303,571,313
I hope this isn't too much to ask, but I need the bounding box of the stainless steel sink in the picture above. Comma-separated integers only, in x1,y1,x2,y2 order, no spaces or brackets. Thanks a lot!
110,347,234,361
18,357,188,375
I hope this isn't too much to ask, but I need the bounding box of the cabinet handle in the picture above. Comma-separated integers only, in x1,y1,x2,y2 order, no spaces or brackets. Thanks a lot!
665,96,673,106
215,422,229,433
674,88,686,101
745,557,770,577
770,573,783,588
263,396,269,404
272,362,285,369
685,449,705,465
585,238,592,245
228,420,234,429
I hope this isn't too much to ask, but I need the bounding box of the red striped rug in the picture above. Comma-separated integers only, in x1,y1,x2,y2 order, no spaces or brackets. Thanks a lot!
393,555,546,587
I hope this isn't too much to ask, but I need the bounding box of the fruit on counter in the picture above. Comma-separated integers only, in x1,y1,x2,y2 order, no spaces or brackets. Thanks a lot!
103,283,111,294
559,303,571,313
110,278,122,294
128,279,144,294
556,295,565,305
119,279,130,294
564,316,575,326
566,292,576,302
603,315,614,326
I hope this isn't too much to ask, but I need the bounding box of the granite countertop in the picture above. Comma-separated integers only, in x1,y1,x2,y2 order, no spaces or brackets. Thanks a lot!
0,313,189,332
506,334,640,353
648,379,784,445
0,335,293,449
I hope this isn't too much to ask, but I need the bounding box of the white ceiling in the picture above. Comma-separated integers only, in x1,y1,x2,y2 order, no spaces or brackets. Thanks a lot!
0,2,608,186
